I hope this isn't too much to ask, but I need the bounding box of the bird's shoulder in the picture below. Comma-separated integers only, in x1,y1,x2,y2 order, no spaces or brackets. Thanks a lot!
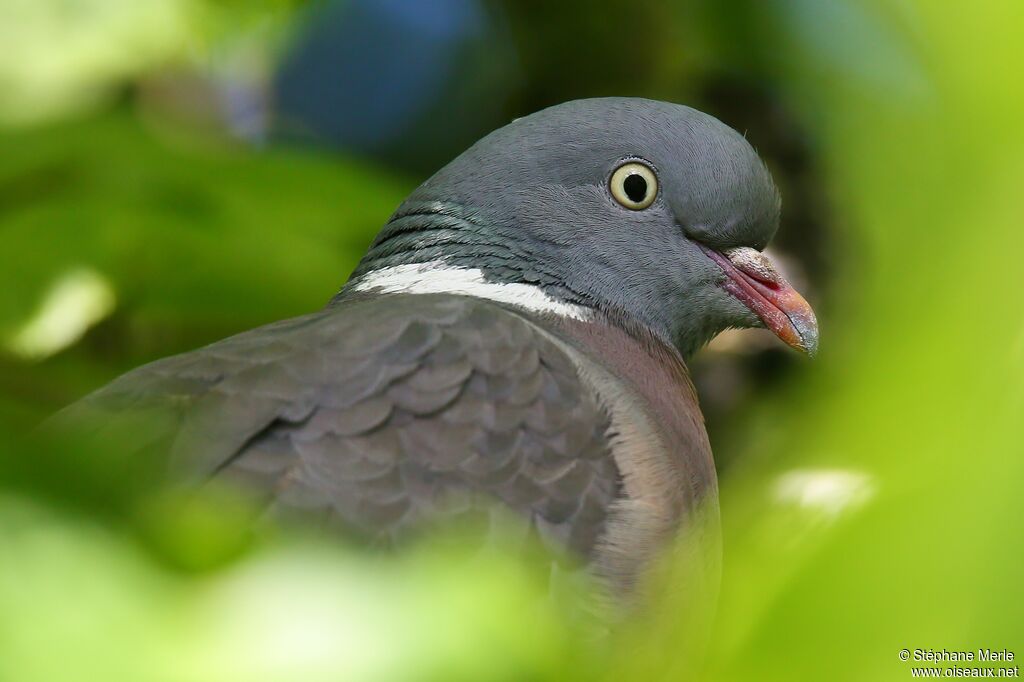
54,293,623,557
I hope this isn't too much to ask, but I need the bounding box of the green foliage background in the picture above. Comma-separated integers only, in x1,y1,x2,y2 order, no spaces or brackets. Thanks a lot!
1,1,1022,680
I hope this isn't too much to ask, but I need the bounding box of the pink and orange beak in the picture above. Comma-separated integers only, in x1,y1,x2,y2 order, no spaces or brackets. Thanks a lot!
699,245,819,356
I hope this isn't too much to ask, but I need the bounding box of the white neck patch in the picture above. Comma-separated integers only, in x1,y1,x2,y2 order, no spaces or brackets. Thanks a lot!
347,261,591,321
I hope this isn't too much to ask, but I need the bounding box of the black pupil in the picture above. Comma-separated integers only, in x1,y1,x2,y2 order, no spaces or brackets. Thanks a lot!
623,173,648,203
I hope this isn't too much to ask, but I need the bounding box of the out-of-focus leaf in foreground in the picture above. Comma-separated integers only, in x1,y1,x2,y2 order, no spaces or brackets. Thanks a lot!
1,423,600,682
626,2,1024,681
0,490,589,682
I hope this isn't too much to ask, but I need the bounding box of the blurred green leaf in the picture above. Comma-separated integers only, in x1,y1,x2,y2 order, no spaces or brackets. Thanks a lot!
0,111,411,422
676,2,1024,681
0,0,302,126
0,490,593,682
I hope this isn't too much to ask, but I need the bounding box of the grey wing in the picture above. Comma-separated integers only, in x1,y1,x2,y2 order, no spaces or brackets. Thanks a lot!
53,294,621,560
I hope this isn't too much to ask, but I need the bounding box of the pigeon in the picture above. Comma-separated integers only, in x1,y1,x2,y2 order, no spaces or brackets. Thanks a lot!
52,98,817,596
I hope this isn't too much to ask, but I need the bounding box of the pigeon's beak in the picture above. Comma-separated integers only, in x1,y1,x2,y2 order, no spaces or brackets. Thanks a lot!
699,245,819,356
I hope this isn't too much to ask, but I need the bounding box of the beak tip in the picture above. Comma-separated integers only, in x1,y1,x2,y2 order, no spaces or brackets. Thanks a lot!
790,315,819,358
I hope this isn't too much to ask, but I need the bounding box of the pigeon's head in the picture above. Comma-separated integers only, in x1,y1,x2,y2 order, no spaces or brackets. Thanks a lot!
351,97,818,358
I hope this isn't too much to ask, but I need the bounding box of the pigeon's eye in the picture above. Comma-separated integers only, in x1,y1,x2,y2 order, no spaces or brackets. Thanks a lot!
609,161,658,210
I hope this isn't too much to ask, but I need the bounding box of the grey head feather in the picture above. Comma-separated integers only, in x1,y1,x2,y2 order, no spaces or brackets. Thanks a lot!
346,97,783,357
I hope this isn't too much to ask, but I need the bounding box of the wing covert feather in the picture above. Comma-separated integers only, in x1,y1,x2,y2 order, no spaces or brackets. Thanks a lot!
55,294,620,560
